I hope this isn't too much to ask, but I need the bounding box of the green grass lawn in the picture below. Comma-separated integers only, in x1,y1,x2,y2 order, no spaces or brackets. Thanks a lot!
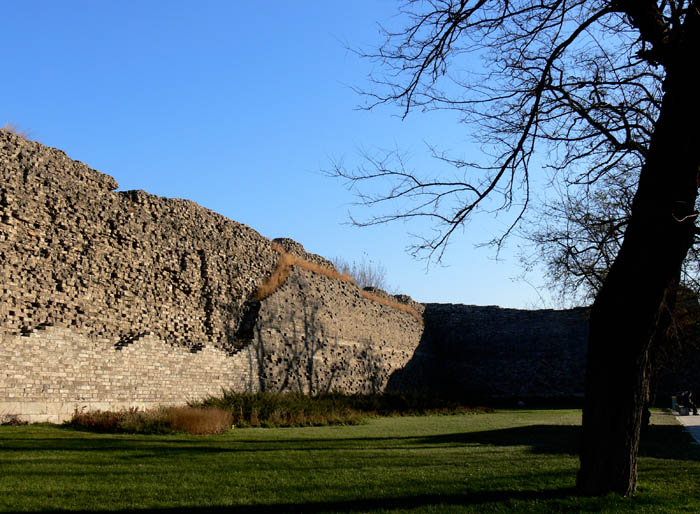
1,409,698,513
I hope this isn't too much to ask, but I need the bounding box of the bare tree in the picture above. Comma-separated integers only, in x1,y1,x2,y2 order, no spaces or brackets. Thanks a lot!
333,0,700,496
524,169,700,305
524,171,700,428
521,174,636,306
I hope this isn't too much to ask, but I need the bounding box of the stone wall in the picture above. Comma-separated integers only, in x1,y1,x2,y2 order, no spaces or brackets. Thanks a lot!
0,131,424,421
388,304,590,400
0,327,259,423
252,267,423,394
16,130,690,420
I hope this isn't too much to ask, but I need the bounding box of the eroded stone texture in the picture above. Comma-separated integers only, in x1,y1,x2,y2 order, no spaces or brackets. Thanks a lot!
272,237,335,270
0,131,277,351
250,268,423,394
0,131,425,421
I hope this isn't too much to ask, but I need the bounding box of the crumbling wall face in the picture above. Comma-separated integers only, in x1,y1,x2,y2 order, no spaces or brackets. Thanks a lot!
0,326,259,422
251,268,423,394
0,131,428,421
0,131,277,352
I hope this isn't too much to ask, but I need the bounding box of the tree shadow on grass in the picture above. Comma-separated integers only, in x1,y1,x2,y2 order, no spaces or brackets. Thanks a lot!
419,423,699,461
2,423,697,460
3,423,697,513
415,424,581,455
3,428,575,458
5,489,577,514
639,424,700,461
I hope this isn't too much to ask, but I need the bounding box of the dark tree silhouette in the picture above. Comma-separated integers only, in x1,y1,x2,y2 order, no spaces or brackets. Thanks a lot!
524,171,700,440
524,169,700,305
333,0,700,496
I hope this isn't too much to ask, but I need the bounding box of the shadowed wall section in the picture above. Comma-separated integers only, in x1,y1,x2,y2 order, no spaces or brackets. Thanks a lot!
388,304,590,400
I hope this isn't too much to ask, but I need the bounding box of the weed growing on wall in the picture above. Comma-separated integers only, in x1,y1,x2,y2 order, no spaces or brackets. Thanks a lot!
253,247,294,300
255,244,423,324
0,123,31,140
331,255,389,290
360,289,424,325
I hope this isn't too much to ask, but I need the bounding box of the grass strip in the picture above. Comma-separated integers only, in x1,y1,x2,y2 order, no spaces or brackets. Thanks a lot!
1,409,698,512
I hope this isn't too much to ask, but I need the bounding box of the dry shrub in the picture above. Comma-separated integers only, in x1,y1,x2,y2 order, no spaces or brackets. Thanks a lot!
249,407,260,427
68,408,132,432
254,244,423,324
332,256,388,289
164,406,232,435
67,406,233,435
1,123,31,140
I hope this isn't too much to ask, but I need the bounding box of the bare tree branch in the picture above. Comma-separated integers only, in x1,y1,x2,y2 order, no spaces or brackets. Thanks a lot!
332,1,663,261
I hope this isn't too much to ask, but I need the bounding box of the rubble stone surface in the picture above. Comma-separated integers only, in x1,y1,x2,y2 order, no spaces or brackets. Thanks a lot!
0,131,423,421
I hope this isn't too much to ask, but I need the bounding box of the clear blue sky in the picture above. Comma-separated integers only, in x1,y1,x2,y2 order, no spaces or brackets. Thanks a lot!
2,1,553,308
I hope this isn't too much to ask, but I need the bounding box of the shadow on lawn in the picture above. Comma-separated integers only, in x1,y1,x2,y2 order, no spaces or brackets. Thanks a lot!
6,489,577,514
416,424,581,455
2,422,696,461
420,423,699,461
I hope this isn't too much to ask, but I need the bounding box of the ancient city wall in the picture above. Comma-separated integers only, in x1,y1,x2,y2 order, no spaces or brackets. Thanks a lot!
0,130,424,421
5,129,697,418
388,304,590,399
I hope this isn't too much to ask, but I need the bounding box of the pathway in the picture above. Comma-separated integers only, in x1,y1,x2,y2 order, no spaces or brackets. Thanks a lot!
675,412,700,444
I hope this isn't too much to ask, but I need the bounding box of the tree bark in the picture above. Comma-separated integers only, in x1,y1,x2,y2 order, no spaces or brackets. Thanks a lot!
577,44,700,495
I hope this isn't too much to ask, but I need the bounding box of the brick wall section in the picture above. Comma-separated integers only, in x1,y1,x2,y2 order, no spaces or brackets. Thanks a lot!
0,326,259,422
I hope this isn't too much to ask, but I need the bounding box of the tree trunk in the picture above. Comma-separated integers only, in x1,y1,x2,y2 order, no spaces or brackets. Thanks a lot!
577,53,700,495
641,282,679,438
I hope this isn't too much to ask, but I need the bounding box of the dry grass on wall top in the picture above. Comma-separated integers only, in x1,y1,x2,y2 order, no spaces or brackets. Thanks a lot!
253,249,294,301
1,123,31,140
360,290,424,326
254,243,423,325
254,243,353,301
